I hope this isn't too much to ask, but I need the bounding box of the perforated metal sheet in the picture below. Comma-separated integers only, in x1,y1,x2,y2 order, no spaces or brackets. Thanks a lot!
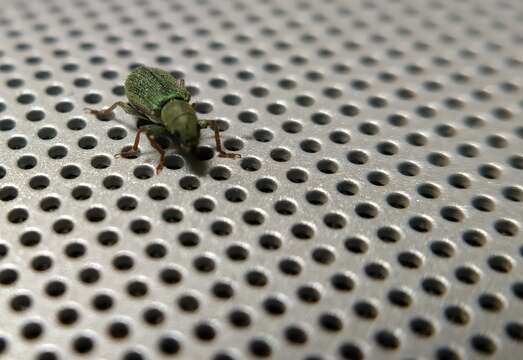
0,0,522,359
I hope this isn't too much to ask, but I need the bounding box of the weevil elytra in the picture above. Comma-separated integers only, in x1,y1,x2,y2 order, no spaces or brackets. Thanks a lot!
85,65,240,174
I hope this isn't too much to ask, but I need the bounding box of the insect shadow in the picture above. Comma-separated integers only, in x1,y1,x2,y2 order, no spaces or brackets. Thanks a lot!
108,115,211,177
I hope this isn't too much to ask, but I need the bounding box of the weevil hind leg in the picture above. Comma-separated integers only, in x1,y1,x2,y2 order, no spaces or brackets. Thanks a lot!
85,101,141,118
202,120,241,159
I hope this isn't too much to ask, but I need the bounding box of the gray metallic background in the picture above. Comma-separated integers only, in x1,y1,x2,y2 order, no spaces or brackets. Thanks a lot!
0,0,522,359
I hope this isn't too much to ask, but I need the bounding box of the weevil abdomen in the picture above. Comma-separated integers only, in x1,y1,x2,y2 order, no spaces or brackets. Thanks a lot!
125,66,191,121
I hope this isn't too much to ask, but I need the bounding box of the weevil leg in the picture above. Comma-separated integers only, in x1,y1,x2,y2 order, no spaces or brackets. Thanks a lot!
115,124,167,160
203,120,241,159
115,127,146,159
145,132,166,174
115,125,168,175
85,101,141,118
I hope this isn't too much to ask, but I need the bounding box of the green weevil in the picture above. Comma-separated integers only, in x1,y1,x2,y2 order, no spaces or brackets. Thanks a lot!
85,65,240,174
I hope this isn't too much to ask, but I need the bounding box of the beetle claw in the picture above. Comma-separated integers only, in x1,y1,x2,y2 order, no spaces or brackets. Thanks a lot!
218,152,241,159
115,150,137,159
84,107,113,118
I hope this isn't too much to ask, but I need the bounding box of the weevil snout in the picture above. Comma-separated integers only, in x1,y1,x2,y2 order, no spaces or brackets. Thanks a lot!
179,143,193,153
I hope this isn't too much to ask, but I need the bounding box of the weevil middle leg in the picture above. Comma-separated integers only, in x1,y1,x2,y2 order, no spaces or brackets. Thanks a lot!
200,120,241,159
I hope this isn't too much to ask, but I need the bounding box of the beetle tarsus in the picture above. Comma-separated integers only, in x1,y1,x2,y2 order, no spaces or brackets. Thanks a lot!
115,150,138,159
84,107,113,117
85,101,140,119
218,152,241,159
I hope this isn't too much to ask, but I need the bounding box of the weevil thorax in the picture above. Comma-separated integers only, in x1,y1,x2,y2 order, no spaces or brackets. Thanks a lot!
161,99,200,151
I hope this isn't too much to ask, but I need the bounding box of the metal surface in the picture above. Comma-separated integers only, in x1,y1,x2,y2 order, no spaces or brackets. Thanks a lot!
0,0,522,359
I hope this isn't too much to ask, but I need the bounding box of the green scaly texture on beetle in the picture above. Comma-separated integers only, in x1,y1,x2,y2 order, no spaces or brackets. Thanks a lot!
85,65,240,174
125,66,191,119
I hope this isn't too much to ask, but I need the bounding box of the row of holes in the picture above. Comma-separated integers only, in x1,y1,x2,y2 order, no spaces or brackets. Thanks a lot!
2,203,519,237
1,158,522,200
0,260,519,298
2,228,521,268
2,72,523,119
2,9,521,79
2,154,522,188
2,80,523,114
0,237,517,274
5,283,521,327
2,184,519,215
2,121,522,162
0,315,518,354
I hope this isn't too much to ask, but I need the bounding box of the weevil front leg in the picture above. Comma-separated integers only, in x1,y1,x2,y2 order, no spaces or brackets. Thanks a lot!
115,127,146,159
145,132,166,174
85,101,141,118
200,120,241,159
115,125,168,174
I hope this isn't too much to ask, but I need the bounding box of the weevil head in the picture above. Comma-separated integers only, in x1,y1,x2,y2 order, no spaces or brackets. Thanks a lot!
161,100,200,152
178,122,200,152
